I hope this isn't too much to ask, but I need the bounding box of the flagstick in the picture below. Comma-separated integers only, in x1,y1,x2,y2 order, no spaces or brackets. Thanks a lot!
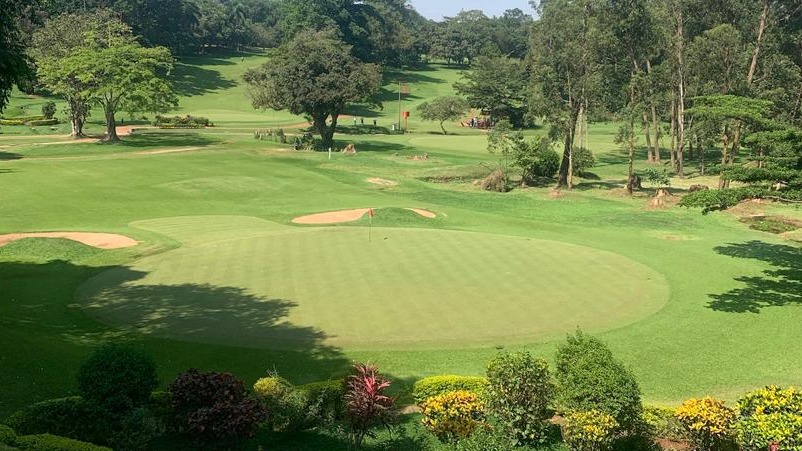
368,211,372,242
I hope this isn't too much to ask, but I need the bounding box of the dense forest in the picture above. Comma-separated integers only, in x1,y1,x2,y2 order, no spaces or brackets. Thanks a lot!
2,0,802,209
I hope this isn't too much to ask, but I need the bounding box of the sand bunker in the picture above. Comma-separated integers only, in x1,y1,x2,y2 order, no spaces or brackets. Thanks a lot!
405,208,436,218
292,207,437,224
367,177,398,186
0,232,138,249
292,209,372,224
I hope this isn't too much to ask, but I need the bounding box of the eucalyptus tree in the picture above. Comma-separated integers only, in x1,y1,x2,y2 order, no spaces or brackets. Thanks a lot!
528,0,599,189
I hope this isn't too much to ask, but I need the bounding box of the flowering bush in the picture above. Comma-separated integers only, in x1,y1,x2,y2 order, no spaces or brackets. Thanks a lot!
343,363,396,448
563,409,619,451
674,397,735,451
420,390,485,443
736,386,802,451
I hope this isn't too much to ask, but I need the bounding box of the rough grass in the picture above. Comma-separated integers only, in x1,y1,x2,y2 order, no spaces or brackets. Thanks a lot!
1,54,801,420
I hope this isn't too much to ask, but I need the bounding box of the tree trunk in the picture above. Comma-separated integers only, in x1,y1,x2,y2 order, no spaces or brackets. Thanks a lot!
68,98,86,138
698,134,705,175
557,104,581,189
675,0,686,178
670,97,676,169
644,113,654,163
103,107,119,142
627,119,635,194
718,129,730,189
313,113,338,149
439,120,447,135
651,104,660,163
730,0,769,167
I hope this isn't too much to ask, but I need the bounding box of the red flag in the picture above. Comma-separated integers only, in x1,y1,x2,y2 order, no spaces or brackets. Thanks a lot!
368,208,375,218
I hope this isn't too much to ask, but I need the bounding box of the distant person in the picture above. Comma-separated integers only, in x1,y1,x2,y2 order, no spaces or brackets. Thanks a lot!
373,119,377,127
353,117,357,126
360,117,364,125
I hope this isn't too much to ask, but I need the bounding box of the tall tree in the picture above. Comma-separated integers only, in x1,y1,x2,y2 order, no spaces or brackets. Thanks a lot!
454,55,529,127
529,0,598,189
244,29,382,149
0,0,30,112
44,40,176,141
417,96,469,135
32,9,132,137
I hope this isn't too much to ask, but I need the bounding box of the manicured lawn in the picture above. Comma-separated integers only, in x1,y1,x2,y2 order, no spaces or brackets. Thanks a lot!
1,54,801,420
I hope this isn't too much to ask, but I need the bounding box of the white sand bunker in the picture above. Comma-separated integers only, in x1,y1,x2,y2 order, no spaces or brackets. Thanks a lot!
292,207,437,225
367,177,398,186
292,209,372,224
0,232,138,249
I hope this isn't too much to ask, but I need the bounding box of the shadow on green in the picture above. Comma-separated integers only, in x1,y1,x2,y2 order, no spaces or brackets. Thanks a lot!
708,240,802,313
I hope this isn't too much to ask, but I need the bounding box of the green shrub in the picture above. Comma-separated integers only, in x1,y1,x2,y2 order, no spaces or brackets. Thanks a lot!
297,379,345,424
153,115,211,128
5,397,109,439
27,119,59,127
0,425,15,444
563,409,619,451
253,375,293,400
413,375,489,405
573,147,596,176
77,344,158,413
735,386,802,451
555,331,642,432
14,434,111,451
420,390,485,443
511,135,561,182
41,102,56,119
486,351,554,446
642,406,686,441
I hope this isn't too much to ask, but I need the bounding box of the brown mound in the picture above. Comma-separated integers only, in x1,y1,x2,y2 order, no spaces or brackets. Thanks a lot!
292,208,371,225
0,232,138,249
405,208,436,218
367,177,398,186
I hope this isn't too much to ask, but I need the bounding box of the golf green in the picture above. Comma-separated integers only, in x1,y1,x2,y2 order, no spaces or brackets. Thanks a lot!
77,215,669,350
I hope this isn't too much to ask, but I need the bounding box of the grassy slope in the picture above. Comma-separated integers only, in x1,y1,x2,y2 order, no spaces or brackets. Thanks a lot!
1,53,801,419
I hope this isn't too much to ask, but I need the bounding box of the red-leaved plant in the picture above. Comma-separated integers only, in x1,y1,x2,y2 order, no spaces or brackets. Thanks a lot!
343,363,396,448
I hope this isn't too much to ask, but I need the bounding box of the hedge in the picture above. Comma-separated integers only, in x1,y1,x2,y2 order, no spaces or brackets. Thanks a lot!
13,434,111,451
26,119,58,127
0,115,46,122
412,375,489,404
0,425,15,445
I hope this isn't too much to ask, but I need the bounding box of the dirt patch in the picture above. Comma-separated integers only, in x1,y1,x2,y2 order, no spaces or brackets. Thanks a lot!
0,232,138,249
405,208,436,218
135,146,201,156
367,177,397,186
292,208,371,225
19,125,140,146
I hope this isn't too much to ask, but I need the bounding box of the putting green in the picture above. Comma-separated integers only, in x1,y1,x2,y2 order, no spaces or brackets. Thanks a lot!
77,216,669,350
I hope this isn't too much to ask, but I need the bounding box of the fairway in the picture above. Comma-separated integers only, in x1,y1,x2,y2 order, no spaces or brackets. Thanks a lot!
77,216,668,350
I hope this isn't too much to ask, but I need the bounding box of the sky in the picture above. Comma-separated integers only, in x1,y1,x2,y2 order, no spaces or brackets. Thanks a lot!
407,0,537,21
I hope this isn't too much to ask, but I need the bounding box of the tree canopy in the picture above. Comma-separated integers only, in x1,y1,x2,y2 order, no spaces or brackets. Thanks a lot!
0,0,30,112
244,29,382,149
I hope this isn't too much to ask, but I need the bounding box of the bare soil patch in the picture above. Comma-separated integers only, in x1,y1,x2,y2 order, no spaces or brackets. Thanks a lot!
367,177,397,186
292,208,371,224
0,232,138,249
405,208,436,218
